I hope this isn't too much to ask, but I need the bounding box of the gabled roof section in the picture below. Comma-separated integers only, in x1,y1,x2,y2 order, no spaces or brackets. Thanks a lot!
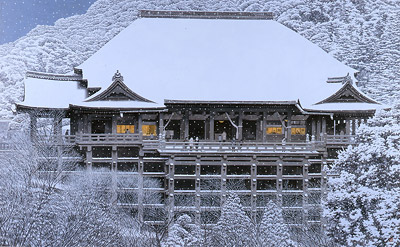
85,71,154,103
76,15,359,107
316,76,379,105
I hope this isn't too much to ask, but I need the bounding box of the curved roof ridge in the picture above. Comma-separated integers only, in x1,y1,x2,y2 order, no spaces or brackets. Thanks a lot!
26,71,83,82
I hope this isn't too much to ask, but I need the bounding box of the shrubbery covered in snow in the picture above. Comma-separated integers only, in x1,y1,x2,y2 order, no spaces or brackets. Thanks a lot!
325,105,400,246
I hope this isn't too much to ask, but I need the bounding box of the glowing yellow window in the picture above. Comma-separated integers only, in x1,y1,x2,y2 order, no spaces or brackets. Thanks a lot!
142,125,157,136
291,127,306,135
266,127,282,135
117,125,135,134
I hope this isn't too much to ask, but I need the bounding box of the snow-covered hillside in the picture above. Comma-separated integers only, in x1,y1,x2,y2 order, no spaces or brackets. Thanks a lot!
1,0,399,123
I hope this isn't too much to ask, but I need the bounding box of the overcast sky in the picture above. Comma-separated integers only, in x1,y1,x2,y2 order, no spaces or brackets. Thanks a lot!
0,0,95,44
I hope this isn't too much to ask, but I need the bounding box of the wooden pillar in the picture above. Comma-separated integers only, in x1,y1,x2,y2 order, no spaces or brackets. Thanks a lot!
287,111,292,142
311,118,316,139
345,118,351,135
333,119,336,136
138,114,143,139
351,118,356,135
238,111,243,141
256,117,261,141
195,162,201,224
303,160,309,225
209,112,215,141
316,118,321,141
86,115,91,134
221,161,227,205
168,160,175,222
251,162,257,220
76,114,83,135
138,157,144,222
86,146,92,169
159,113,164,138
322,116,327,141
111,146,118,204
262,112,267,142
111,115,117,134
184,111,189,139
277,161,283,206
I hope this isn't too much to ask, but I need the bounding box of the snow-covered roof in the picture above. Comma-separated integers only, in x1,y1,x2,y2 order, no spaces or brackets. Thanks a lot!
17,12,381,112
18,76,86,109
77,16,363,109
304,102,386,112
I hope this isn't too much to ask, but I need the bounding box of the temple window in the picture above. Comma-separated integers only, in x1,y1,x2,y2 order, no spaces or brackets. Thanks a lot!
282,179,303,190
201,165,221,175
174,179,195,190
175,165,195,175
283,166,303,175
266,127,282,134
175,195,195,206
142,124,157,136
257,179,277,190
227,165,251,175
282,194,303,207
291,127,306,135
201,195,221,207
309,163,322,173
143,162,165,173
117,124,134,133
257,165,277,175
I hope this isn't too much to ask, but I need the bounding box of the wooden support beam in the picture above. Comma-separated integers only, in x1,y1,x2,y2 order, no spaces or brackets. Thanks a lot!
287,111,292,142
311,118,316,139
209,112,215,141
238,111,243,141
322,116,327,141
111,114,117,134
316,118,321,141
346,118,351,135
159,113,164,137
138,114,143,139
184,111,189,139
262,112,267,142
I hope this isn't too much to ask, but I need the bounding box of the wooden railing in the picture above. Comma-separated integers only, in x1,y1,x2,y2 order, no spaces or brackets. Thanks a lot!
326,135,356,145
158,141,317,153
74,133,141,143
28,134,356,151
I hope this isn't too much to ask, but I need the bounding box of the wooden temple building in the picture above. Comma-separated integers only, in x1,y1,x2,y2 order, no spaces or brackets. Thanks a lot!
16,10,382,227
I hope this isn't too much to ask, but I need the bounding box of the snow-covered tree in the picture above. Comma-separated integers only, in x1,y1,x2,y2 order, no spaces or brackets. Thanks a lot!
258,200,293,247
164,214,201,247
211,193,254,247
325,105,400,246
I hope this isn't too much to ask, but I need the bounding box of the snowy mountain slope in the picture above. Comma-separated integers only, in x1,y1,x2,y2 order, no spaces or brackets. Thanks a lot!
1,0,399,124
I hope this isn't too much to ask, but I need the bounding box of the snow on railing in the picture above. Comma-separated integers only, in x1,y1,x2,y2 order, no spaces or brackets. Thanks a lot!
158,141,317,153
326,135,356,145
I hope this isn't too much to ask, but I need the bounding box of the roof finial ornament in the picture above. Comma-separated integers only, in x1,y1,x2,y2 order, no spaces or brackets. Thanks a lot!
112,70,123,81
344,73,353,85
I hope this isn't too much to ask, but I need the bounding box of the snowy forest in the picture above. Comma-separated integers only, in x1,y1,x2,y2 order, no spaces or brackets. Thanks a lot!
1,0,400,246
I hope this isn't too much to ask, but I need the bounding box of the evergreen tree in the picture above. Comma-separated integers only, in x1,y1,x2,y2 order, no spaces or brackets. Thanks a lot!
212,193,254,247
164,214,201,247
325,105,400,246
258,200,293,247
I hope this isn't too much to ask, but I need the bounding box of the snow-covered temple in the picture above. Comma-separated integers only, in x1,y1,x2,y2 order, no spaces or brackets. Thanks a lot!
16,10,382,226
